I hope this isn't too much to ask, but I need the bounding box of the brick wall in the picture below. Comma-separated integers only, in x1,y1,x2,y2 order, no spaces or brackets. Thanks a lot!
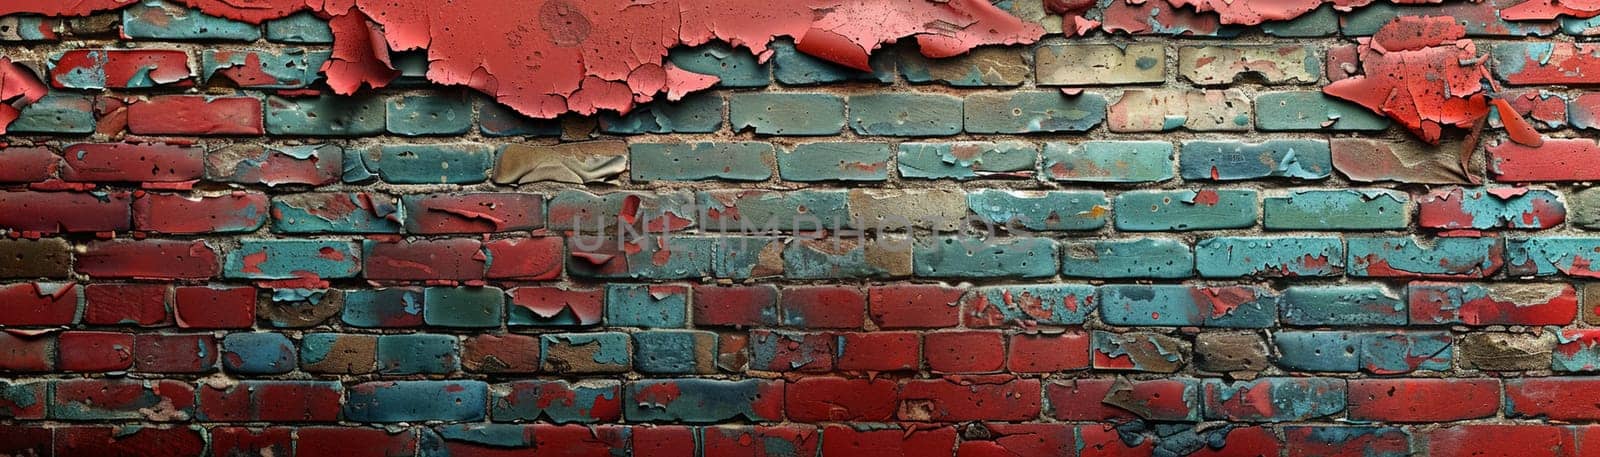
3,1,1600,456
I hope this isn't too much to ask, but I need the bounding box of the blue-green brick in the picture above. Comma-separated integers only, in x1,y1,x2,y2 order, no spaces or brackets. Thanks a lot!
713,236,783,279
783,239,905,279
848,93,963,136
771,39,894,85
265,12,333,43
730,93,845,136
1346,236,1503,278
479,101,562,137
344,380,487,422
629,142,773,181
377,334,459,375
540,332,631,373
270,193,402,234
488,381,621,423
1506,237,1600,277
386,94,472,136
223,239,361,280
632,330,716,374
122,0,260,41
605,284,688,328
265,95,386,136
779,143,891,182
1274,331,1452,373
599,93,723,134
913,237,1058,278
622,379,782,422
967,190,1108,231
964,91,1106,133
1281,285,1406,326
1195,236,1345,277
1061,238,1195,279
1099,284,1278,328
8,94,95,134
221,332,296,374
667,43,769,87
1256,92,1390,131
1179,139,1332,180
203,49,329,89
377,143,493,184
698,190,850,232
965,284,1096,326
1264,190,1409,230
342,287,424,328
423,287,504,328
899,141,1037,180
1044,141,1174,183
1114,189,1258,231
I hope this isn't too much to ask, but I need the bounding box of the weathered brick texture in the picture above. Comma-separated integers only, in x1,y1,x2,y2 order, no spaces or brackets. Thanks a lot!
4,1,1600,456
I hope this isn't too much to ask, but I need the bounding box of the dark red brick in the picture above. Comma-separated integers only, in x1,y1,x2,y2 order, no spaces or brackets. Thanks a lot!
84,283,171,326
836,331,919,371
402,192,544,234
785,377,898,421
1506,378,1600,421
483,236,563,280
133,333,218,373
0,190,133,234
362,238,486,281
78,240,220,279
295,427,418,457
633,425,696,457
897,376,1042,422
47,49,192,89
820,424,957,457
1348,378,1500,422
703,425,819,457
692,284,779,327
0,282,81,326
54,426,207,457
1047,378,1198,422
868,283,963,329
127,95,264,135
133,192,269,234
780,285,866,329
0,424,51,456
0,146,60,183
173,285,257,329
61,143,205,183
199,381,343,422
956,423,1076,457
924,331,1006,373
1424,425,1576,457
1007,331,1090,373
0,332,55,372
57,331,134,372
210,427,293,457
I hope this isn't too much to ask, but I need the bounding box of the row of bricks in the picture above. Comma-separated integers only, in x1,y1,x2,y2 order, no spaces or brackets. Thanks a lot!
3,422,1594,457
6,376,1600,424
2,234,1598,280
0,185,1585,236
5,326,1597,376
0,280,1591,330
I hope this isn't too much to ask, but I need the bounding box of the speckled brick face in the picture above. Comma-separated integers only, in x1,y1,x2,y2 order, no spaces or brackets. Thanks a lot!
4,0,1600,456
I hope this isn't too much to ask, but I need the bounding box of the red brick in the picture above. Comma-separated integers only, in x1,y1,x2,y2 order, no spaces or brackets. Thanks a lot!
956,423,1076,457
209,427,293,457
133,333,218,373
173,285,257,329
133,192,269,234
0,332,54,372
462,333,542,373
362,238,486,281
0,146,60,183
61,143,206,182
692,284,779,327
897,376,1042,422
56,331,134,372
749,330,835,372
294,427,418,457
198,381,343,422
1079,423,1156,457
54,426,207,457
785,377,898,421
1490,138,1600,182
1047,378,1198,422
1408,282,1578,326
0,282,81,326
403,192,544,234
1193,427,1282,457
0,381,47,419
1425,425,1576,457
1007,331,1090,373
780,285,866,329
47,49,192,89
1498,42,1600,86
0,190,133,234
924,331,1005,373
127,95,264,135
703,425,819,457
632,425,696,457
1499,90,1568,129
52,379,196,421
836,331,919,371
820,424,957,457
1506,378,1600,421
84,283,171,326
0,424,51,456
1348,378,1500,422
868,283,962,328
506,286,603,327
78,240,220,279
483,236,563,280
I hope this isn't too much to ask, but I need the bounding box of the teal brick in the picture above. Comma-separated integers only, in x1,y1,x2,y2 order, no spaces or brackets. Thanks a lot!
1346,236,1503,278
667,43,768,87
1256,92,1390,131
8,94,94,134
848,93,962,136
1420,187,1565,230
270,193,402,234
771,39,894,85
122,0,260,41
629,142,773,181
1115,190,1258,231
783,239,904,279
1265,190,1409,230
633,330,716,374
1201,378,1345,422
265,95,386,136
423,287,504,328
265,12,333,43
1100,284,1278,328
964,91,1106,133
223,239,361,280
1276,331,1454,374
489,380,620,423
221,332,296,374
713,236,783,279
779,143,891,182
1506,237,1600,277
1044,141,1174,183
1262,5,1337,37
1195,236,1345,277
730,93,845,135
699,190,850,232
967,190,1108,231
567,235,715,280
598,93,722,134
965,284,1096,326
1281,285,1406,326
541,332,631,373
389,51,429,87
623,379,781,422
1179,140,1332,180
479,100,561,137
377,334,459,375
202,49,329,89
377,143,493,184
1061,238,1195,279
386,94,472,136
899,141,1036,180
913,237,1058,278
0,17,54,41
605,284,688,328
344,380,486,422
900,48,1029,86
342,287,424,328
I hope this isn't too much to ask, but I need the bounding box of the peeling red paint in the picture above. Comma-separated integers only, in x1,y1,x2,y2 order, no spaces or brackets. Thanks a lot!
1504,0,1600,20
0,57,47,135
1165,0,1439,26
